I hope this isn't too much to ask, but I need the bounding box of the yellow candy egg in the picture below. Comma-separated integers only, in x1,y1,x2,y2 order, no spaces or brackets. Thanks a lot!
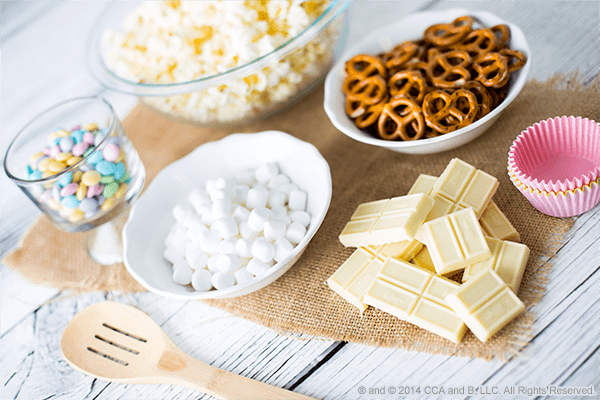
48,160,67,173
30,151,45,165
56,129,71,137
66,156,82,166
55,152,72,162
114,183,128,199
48,132,60,141
76,183,88,201
42,170,54,179
83,122,98,131
38,157,52,172
62,206,79,217
115,149,125,163
82,170,101,186
72,170,83,183
68,211,85,223
101,197,115,211
46,198,61,210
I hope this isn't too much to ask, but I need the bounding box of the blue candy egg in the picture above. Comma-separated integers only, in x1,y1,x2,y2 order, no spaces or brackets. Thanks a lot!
26,165,33,175
71,130,84,144
52,138,61,146
114,162,126,180
29,170,43,180
61,195,80,209
87,151,104,165
57,171,73,187
96,161,116,176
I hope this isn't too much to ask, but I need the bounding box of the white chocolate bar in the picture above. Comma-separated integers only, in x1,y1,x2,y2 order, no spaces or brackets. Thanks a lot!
445,268,525,342
327,240,423,311
462,237,530,293
339,193,434,247
421,208,491,275
479,201,521,242
411,246,436,273
363,258,467,343
407,174,438,195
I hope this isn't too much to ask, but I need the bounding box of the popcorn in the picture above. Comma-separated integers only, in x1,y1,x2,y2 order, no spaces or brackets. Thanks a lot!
102,0,339,124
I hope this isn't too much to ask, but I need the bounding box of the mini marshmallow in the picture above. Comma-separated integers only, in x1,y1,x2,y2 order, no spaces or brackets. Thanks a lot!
199,230,222,254
235,169,255,185
215,253,243,272
267,174,290,189
205,179,216,193
186,248,208,270
247,207,271,232
164,246,184,264
212,216,238,238
212,198,232,219
164,231,176,248
270,205,288,215
288,190,307,211
278,183,299,196
245,186,268,209
289,210,310,227
212,271,235,290
187,225,208,242
273,213,292,226
201,210,216,226
239,221,260,240
235,185,249,204
210,187,235,202
218,237,238,254
182,213,205,230
172,228,191,249
274,237,295,262
251,238,275,263
264,220,287,241
268,190,286,208
231,205,251,224
188,188,210,212
233,267,254,284
196,203,212,217
246,257,271,276
191,269,213,291
172,261,193,285
286,222,306,244
172,204,192,223
236,238,254,258
215,177,236,189
255,163,279,183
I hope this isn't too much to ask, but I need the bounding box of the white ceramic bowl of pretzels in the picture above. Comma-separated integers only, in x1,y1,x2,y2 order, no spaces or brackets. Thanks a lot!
324,8,531,154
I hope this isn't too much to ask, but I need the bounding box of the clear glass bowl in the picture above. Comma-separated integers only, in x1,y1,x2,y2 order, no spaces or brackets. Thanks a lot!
86,0,350,127
4,97,145,264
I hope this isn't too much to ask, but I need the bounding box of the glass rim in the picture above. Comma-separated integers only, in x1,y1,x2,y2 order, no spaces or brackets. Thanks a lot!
4,96,117,186
86,0,351,96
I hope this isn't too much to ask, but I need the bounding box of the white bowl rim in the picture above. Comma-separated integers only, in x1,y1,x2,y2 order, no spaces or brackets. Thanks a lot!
122,130,332,299
324,7,532,149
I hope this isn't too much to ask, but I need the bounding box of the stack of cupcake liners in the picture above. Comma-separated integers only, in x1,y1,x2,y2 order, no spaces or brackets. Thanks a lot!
508,116,600,217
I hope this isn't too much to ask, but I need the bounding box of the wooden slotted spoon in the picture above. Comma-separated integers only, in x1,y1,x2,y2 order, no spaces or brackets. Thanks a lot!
60,301,314,400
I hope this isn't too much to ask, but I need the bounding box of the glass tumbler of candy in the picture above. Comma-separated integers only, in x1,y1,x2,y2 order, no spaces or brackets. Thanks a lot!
4,96,145,265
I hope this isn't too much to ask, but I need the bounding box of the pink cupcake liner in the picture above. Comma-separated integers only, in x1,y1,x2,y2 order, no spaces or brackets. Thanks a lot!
508,116,600,192
511,175,600,217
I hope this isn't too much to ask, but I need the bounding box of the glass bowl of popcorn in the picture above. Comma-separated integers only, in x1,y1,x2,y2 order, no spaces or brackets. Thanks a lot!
87,0,350,127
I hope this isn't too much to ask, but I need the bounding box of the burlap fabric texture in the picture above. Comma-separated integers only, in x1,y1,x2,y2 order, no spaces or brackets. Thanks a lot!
4,74,599,360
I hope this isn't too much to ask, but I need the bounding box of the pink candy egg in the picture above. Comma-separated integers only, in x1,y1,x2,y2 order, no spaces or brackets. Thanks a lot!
87,184,104,198
72,142,89,157
82,131,95,145
43,147,52,156
71,125,81,131
102,144,120,162
60,182,79,197
50,145,61,158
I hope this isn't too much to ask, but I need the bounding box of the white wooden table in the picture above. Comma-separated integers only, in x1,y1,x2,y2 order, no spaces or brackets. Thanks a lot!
2,2,599,399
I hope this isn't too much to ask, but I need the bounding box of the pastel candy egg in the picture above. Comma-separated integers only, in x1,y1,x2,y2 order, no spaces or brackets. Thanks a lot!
71,130,83,144
68,210,85,223
82,170,101,186
60,182,79,197
61,195,80,209
114,162,126,180
109,137,120,146
26,165,33,175
51,138,61,146
96,161,115,176
29,170,43,181
114,183,128,199
103,181,119,198
71,125,81,131
83,122,98,131
97,194,105,206
85,210,99,219
48,160,67,173
102,144,120,162
100,196,115,211
66,156,82,166
43,147,52,156
50,145,61,158
57,171,73,187
30,151,45,165
59,136,74,153
87,184,103,197
72,170,83,183
52,184,62,202
55,152,71,162
100,174,115,184
87,151,103,164
79,164,94,172
72,142,89,157
78,198,99,214
76,183,88,201
82,131,95,145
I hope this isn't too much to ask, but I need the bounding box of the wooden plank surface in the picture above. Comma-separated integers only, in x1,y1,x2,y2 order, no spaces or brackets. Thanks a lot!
1,1,599,399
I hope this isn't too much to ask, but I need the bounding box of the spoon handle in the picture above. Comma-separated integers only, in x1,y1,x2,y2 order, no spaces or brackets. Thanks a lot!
158,349,316,400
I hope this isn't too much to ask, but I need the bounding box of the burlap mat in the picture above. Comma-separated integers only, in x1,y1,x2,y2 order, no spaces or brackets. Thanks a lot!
5,74,598,360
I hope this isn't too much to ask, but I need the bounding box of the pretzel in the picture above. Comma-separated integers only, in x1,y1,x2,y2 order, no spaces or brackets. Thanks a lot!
473,52,509,88
462,81,493,119
345,54,387,78
345,75,387,118
491,24,511,49
424,16,474,47
388,70,427,103
422,89,479,134
489,84,509,108
342,74,361,95
426,50,472,89
377,97,425,141
499,49,527,73
455,28,497,58
354,95,389,129
382,41,420,73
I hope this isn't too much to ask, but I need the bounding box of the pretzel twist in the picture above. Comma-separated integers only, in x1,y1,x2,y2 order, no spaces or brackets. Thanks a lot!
388,71,428,103
455,28,497,58
345,75,388,118
377,97,425,141
424,16,474,47
462,81,493,119
491,24,511,49
426,50,472,89
422,89,479,134
473,52,509,88
382,41,420,73
499,49,527,73
345,54,387,78
355,95,389,129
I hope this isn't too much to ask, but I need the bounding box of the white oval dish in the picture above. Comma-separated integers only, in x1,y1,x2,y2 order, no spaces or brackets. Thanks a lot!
324,8,531,154
123,131,332,299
